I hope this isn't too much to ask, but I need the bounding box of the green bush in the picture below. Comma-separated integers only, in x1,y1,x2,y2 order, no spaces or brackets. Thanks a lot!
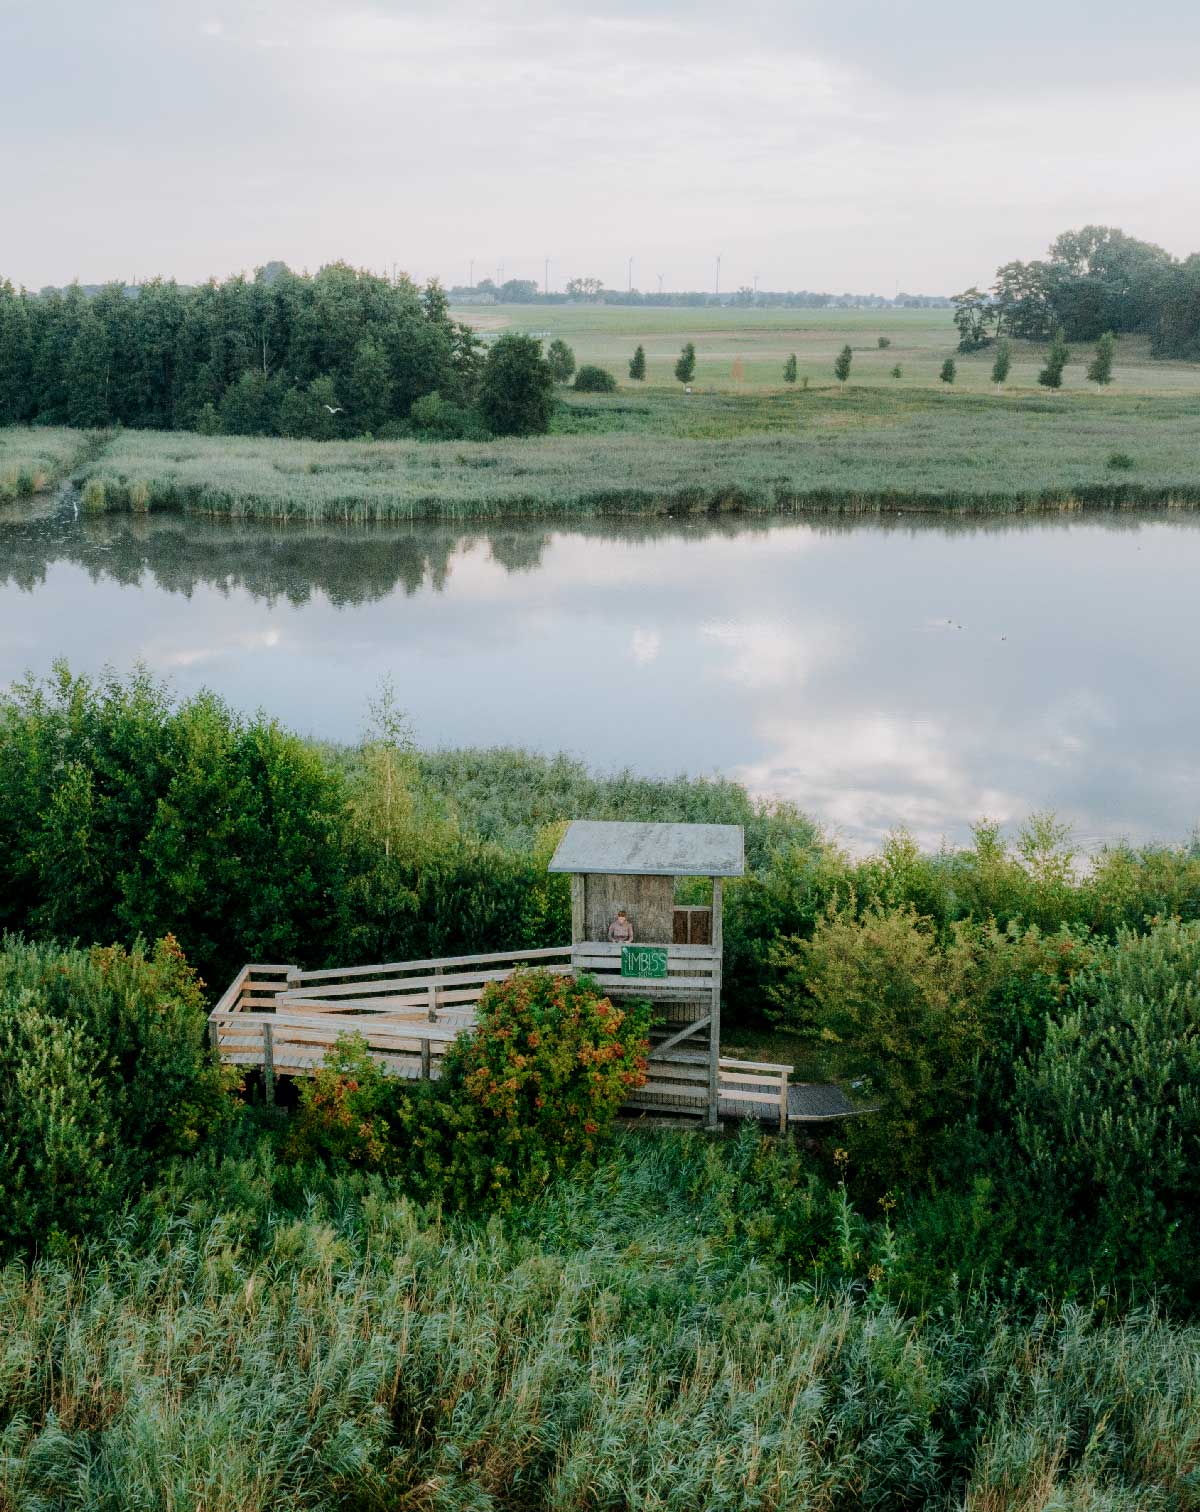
0,934,232,1250
402,969,650,1206
1005,919,1200,1296
286,1034,401,1169
769,905,983,1187
476,333,555,436
572,364,617,393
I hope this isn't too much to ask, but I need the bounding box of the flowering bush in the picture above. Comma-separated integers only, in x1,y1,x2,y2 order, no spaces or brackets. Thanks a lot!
404,969,650,1206
286,1035,401,1169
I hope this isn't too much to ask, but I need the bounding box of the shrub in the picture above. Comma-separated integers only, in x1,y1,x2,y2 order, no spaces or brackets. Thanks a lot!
877,336,891,349
628,344,646,380
1005,919,1200,1295
890,364,902,379
940,358,957,384
403,969,650,1206
783,353,798,383
1108,450,1135,470
572,364,617,393
770,906,983,1188
0,934,232,1250
286,1034,401,1169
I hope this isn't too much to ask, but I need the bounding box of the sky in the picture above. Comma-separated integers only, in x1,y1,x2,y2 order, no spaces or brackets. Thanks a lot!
3,0,1199,294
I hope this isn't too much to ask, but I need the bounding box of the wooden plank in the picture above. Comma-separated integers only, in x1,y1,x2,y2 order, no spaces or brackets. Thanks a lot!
292,946,571,984
570,874,585,945
210,966,250,1018
283,966,540,1000
572,941,716,960
262,1022,275,1103
210,1010,465,1041
719,1057,794,1074
627,1082,707,1103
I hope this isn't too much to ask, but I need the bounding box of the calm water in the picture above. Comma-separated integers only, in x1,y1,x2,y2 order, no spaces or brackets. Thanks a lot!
2,499,1198,852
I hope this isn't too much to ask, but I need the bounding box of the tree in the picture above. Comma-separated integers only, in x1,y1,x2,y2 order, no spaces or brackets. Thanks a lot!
546,339,576,384
476,332,555,436
565,277,603,299
939,358,956,385
990,340,1011,388
628,344,646,380
65,307,112,428
877,336,891,349
1038,328,1070,390
1086,330,1115,386
783,353,797,383
834,344,852,385
344,337,392,432
674,342,696,385
952,287,993,351
890,364,902,380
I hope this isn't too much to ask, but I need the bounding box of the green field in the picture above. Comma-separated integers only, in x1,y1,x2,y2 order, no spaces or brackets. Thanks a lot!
459,303,1200,396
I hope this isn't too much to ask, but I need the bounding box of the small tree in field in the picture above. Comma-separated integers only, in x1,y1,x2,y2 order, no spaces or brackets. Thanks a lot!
890,364,902,380
877,336,891,349
940,358,957,385
1087,331,1115,386
674,342,696,385
477,333,556,435
1038,328,1070,391
628,344,646,380
991,340,1011,389
834,344,852,386
783,353,798,383
546,339,576,385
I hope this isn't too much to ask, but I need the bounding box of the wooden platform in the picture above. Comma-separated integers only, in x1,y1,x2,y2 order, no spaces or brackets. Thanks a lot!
208,954,859,1133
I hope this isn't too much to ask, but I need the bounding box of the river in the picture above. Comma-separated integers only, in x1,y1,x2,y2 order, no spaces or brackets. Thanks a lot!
2,499,1197,852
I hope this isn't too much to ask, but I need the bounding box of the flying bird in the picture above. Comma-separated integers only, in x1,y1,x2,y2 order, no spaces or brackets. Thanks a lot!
323,404,343,414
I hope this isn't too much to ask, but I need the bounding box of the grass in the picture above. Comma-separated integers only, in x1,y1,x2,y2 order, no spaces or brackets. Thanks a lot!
46,385,1200,523
461,303,1200,397
0,427,101,503
2,1131,1199,1510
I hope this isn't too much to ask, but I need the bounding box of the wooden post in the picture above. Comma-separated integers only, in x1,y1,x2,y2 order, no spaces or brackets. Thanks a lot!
570,874,586,945
779,1070,788,1135
708,876,723,1128
430,966,442,1022
420,1035,431,1080
262,1021,275,1104
207,1017,220,1057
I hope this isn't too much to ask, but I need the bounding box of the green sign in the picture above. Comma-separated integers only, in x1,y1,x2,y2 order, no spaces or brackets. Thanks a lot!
621,945,668,979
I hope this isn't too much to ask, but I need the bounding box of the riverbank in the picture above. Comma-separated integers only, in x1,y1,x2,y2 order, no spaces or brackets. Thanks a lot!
29,385,1200,522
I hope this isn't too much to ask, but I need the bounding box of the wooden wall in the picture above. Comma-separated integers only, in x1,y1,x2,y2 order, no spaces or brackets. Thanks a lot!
582,872,675,943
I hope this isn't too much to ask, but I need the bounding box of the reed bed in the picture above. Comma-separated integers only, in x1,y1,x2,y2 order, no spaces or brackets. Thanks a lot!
0,1133,1197,1511
63,388,1200,523
0,428,98,502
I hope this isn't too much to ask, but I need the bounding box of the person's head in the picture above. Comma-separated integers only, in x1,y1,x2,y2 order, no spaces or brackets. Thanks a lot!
616,910,627,921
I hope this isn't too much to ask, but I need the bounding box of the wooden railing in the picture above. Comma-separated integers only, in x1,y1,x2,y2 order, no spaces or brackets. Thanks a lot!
208,949,790,1130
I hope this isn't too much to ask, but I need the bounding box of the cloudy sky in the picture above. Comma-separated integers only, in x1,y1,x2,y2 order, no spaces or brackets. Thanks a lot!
4,0,1198,294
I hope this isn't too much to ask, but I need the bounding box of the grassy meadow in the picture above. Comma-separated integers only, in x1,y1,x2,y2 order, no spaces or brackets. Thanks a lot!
0,426,98,504
64,386,1200,521
461,302,1200,395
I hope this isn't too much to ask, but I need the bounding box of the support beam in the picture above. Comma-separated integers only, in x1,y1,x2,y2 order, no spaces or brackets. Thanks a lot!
262,1022,275,1104
650,1014,712,1059
570,874,585,945
708,877,723,1127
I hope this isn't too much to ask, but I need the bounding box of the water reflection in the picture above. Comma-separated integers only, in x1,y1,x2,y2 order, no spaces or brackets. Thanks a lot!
2,501,1198,852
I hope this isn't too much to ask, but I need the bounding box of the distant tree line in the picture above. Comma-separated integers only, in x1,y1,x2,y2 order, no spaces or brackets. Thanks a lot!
448,279,952,310
954,226,1200,357
0,263,557,438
